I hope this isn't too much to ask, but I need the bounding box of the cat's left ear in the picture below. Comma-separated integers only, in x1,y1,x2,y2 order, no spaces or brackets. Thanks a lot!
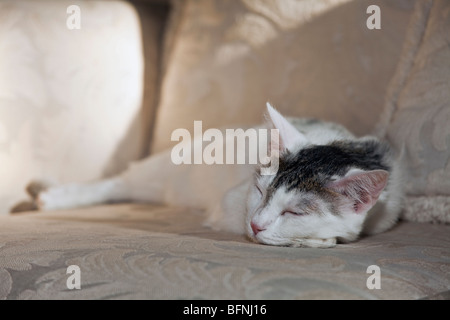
266,102,308,153
326,170,389,215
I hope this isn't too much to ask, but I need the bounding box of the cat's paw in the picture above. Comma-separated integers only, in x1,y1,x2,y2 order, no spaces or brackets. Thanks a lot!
26,180,50,200
28,180,54,210
10,200,39,214
294,238,337,248
34,186,71,211
36,183,93,210
9,180,51,214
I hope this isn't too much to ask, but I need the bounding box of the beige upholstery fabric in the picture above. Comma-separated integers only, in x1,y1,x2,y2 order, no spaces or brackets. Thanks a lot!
151,0,415,153
1,0,449,301
0,0,153,214
1,204,449,299
376,0,450,223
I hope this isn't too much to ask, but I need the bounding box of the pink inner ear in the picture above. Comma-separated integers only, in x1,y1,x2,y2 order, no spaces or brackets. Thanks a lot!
326,170,389,214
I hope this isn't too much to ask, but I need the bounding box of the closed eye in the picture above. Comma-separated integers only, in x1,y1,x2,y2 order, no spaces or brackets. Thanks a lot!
282,210,307,216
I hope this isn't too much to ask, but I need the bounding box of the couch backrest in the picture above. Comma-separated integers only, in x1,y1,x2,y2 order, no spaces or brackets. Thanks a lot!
0,0,168,213
150,0,416,153
375,0,450,224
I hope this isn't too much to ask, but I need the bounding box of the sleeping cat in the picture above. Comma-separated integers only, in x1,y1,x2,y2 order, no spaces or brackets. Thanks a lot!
13,103,404,248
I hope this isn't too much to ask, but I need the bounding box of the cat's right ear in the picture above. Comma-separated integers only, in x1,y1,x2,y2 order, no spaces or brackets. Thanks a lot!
266,102,308,153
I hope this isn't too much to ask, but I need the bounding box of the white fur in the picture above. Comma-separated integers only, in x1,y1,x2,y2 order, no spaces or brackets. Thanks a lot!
32,104,403,248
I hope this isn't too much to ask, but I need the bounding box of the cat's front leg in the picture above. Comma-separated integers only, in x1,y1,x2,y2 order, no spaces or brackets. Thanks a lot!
292,238,337,248
204,180,251,234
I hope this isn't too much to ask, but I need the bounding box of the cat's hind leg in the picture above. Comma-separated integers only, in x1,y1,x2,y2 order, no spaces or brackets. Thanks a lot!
9,177,129,213
10,150,173,213
37,177,128,211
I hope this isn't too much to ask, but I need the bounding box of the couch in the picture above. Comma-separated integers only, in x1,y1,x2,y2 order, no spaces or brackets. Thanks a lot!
0,0,449,300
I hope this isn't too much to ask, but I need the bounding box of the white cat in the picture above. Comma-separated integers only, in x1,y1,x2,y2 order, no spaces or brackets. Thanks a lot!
13,103,404,248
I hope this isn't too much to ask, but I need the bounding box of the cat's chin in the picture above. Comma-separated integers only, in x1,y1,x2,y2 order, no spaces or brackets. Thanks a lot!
248,233,337,249
289,237,337,248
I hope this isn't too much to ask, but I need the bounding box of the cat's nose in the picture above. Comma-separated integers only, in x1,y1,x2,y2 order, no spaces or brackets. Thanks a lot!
251,222,266,235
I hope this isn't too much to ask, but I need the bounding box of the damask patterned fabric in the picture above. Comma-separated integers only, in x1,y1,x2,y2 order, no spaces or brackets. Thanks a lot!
0,0,150,215
151,0,415,153
1,204,449,299
377,0,450,223
1,0,449,301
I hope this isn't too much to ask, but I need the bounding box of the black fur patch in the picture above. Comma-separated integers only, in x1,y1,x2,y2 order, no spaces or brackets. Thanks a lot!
269,139,392,194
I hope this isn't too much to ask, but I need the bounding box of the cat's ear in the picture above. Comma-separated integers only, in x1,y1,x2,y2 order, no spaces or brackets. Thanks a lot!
326,170,389,215
266,102,308,153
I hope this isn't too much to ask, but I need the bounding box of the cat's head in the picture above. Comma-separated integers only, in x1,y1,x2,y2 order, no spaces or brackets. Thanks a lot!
245,104,389,248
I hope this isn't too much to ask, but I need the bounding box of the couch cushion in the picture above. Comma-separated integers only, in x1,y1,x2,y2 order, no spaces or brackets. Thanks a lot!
1,204,449,299
150,0,415,153
376,0,450,223
0,0,163,214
